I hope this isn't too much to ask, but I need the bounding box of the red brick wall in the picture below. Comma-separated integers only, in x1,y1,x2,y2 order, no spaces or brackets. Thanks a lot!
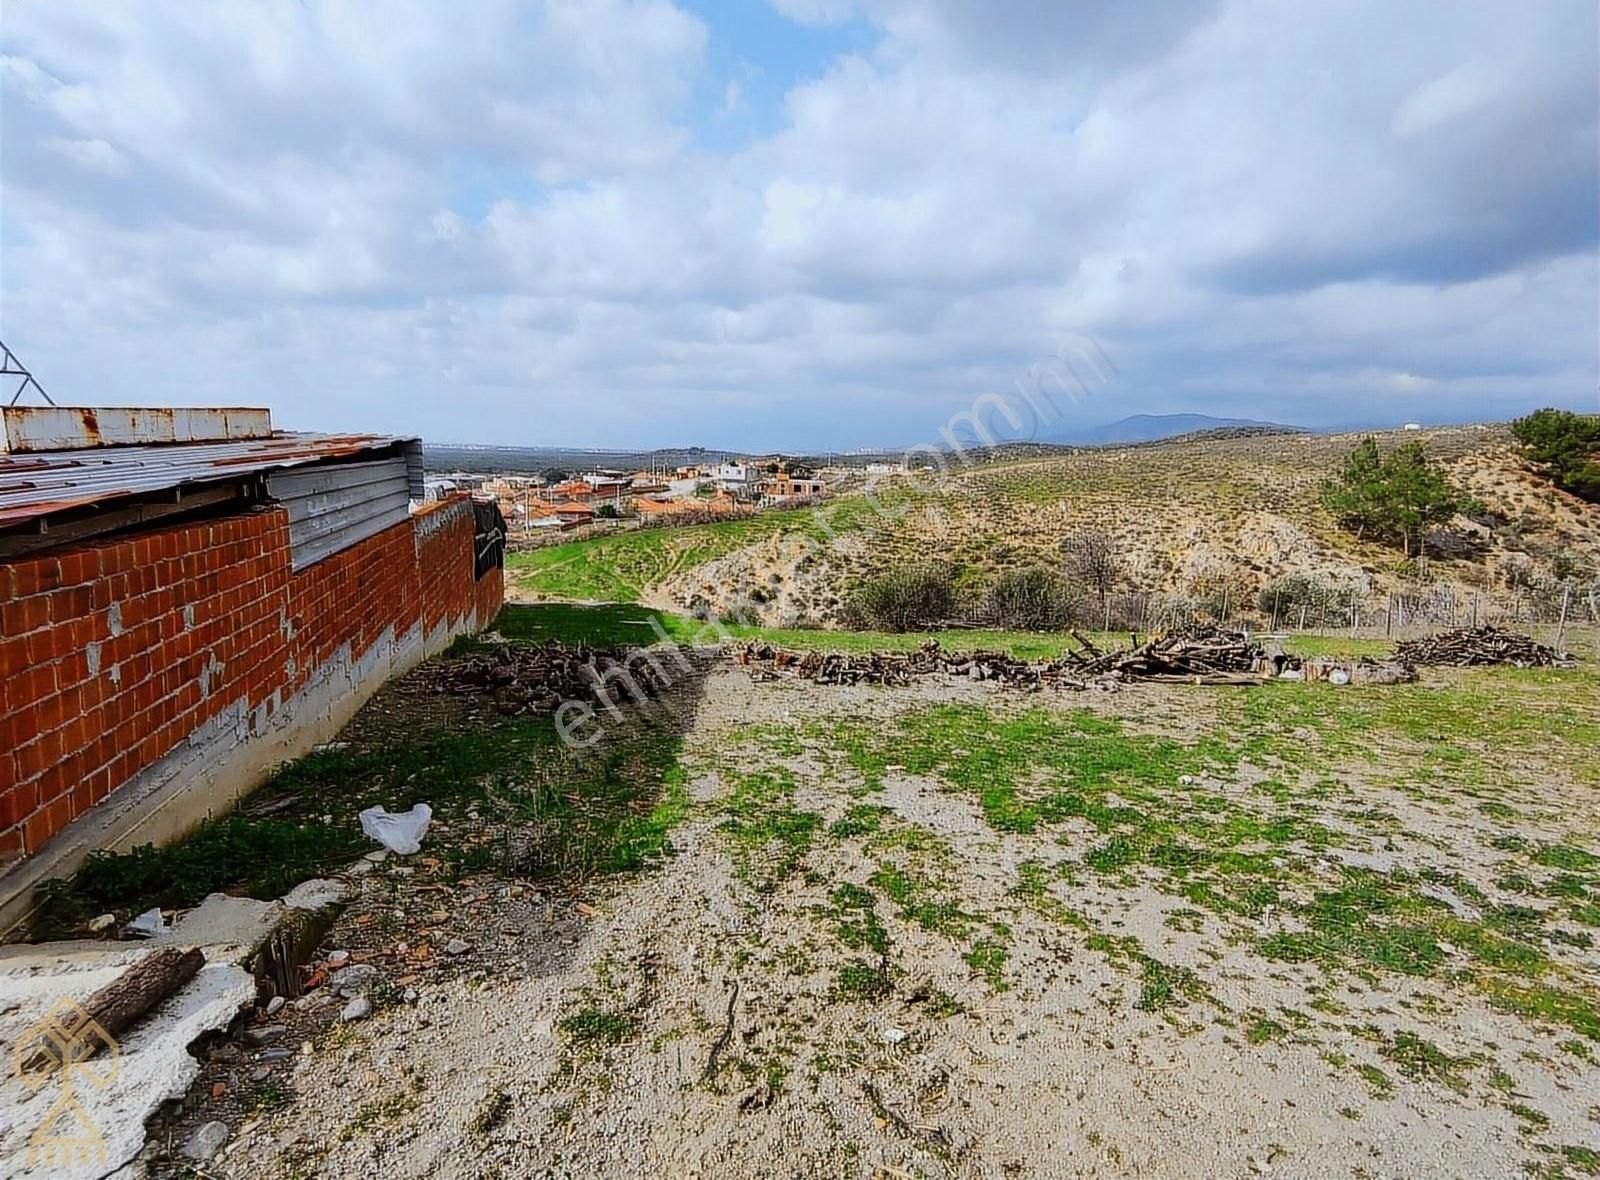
0,495,501,861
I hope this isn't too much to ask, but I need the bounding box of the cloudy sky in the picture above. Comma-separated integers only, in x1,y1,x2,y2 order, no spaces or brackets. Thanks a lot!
2,1,1596,450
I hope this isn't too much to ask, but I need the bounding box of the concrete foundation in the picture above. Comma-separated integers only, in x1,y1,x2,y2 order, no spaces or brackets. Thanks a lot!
0,606,484,934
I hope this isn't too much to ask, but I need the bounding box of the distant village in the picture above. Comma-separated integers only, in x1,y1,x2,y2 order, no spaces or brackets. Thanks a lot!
424,458,906,541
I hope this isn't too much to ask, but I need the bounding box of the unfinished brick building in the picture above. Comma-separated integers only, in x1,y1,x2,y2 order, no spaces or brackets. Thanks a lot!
0,406,503,927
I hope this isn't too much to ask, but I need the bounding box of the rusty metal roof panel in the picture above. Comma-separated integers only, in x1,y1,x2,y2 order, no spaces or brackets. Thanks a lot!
0,405,274,453
0,431,419,529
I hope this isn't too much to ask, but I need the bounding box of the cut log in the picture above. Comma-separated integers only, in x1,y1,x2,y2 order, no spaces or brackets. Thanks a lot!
23,946,204,1072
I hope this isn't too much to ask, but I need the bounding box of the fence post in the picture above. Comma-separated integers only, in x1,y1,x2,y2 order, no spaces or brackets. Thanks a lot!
1385,595,1393,638
1555,586,1571,651
1471,592,1479,628
1297,603,1307,631
1221,587,1230,625
1270,590,1281,632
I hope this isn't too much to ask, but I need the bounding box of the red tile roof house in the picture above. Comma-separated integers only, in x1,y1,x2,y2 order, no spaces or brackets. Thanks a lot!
0,406,504,929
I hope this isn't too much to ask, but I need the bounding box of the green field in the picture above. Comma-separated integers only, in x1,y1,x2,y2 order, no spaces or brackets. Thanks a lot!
508,492,904,603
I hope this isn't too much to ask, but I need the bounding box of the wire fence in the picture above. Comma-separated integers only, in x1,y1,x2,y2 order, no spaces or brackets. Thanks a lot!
1089,580,1600,655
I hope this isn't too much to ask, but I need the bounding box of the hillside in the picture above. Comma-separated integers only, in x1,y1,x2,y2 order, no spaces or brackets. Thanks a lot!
1044,413,1298,445
509,424,1600,630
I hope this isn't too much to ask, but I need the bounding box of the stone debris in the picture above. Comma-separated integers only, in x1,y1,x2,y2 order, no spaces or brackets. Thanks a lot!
182,1120,230,1162
340,996,373,1023
243,1023,286,1047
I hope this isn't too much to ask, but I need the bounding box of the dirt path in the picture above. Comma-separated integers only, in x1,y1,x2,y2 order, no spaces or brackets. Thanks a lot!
221,663,1597,1180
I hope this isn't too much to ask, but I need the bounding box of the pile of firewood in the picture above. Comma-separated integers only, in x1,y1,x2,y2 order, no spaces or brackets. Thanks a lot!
737,626,1277,690
735,640,1093,690
1391,626,1569,668
1057,624,1264,680
432,641,706,714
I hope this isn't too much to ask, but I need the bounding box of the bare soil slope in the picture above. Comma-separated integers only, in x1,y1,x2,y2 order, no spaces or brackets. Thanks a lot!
646,426,1600,628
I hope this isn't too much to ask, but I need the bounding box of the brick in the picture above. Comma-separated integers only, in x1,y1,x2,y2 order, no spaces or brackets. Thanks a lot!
0,594,50,637
58,550,98,586
11,558,62,597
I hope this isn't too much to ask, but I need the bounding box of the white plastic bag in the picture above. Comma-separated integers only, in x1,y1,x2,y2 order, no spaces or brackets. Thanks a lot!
358,803,433,855
126,907,167,937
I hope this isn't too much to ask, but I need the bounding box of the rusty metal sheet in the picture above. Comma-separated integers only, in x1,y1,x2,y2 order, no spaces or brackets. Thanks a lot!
0,430,419,529
0,405,273,454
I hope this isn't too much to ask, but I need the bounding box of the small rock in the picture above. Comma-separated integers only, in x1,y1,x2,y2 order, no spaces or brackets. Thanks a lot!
332,964,379,996
244,1024,286,1047
445,939,470,956
363,850,389,864
87,913,116,934
265,995,286,1016
327,949,351,966
1179,775,1198,786
341,997,372,1023
880,1026,908,1046
301,1040,314,1056
258,1048,293,1062
182,1121,230,1162
211,1081,227,1099
250,1066,272,1082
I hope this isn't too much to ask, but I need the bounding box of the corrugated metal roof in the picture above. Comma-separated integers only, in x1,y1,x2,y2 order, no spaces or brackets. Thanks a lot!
0,431,418,529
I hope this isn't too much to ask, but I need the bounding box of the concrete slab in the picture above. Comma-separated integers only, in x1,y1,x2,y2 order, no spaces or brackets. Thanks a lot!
0,943,253,1180
153,893,284,964
281,878,349,913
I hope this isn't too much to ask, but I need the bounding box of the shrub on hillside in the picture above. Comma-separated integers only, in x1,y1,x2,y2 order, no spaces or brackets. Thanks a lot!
846,565,955,632
1257,574,1354,624
1060,530,1122,603
982,567,1075,631
1512,408,1600,502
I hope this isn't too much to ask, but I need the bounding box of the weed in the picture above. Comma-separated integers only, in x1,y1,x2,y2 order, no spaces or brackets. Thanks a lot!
1510,1104,1551,1132
1355,1064,1394,1097
1246,1016,1288,1045
964,929,1011,992
1380,1031,1474,1094
559,1008,638,1046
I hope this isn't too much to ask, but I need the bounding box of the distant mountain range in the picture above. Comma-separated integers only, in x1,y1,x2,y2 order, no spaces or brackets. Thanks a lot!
1044,413,1300,446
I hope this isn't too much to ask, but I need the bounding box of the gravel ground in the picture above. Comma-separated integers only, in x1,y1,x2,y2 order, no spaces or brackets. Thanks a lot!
153,663,1599,1179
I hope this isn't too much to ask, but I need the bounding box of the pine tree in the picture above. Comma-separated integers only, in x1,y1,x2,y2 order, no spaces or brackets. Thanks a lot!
1321,437,1471,557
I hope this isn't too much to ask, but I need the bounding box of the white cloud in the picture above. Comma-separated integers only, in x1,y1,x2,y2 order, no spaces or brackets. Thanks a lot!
0,0,1594,449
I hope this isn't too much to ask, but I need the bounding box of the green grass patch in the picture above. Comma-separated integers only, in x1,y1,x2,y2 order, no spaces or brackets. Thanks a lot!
559,1008,639,1046
870,863,975,938
964,929,1011,992
718,768,820,892
30,658,694,937
1246,1016,1289,1045
1380,1030,1475,1093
